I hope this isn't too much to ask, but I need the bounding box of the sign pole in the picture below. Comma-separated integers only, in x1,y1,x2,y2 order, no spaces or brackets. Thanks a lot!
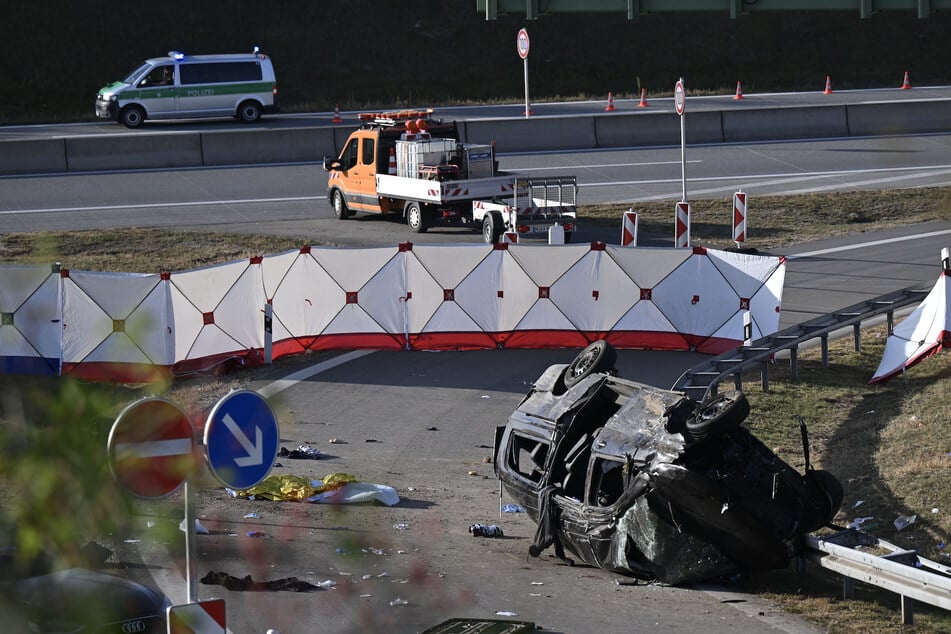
517,28,531,118
184,480,197,603
676,77,687,201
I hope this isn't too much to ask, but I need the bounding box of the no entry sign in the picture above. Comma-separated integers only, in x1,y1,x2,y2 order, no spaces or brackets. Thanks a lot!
108,397,195,499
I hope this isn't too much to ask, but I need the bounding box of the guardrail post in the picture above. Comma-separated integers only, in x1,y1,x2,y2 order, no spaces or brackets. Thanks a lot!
821,334,829,367
901,595,915,625
887,309,894,335
843,576,855,600
733,372,742,391
853,323,862,351
761,361,769,392
789,346,798,381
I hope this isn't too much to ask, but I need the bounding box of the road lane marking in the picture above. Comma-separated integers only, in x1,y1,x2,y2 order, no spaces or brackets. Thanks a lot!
259,349,377,398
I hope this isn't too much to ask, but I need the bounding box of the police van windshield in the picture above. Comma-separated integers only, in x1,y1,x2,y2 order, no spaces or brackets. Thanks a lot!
121,63,152,85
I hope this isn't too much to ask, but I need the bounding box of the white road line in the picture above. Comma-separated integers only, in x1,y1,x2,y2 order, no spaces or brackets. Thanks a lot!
258,349,377,398
789,228,951,259
0,196,323,215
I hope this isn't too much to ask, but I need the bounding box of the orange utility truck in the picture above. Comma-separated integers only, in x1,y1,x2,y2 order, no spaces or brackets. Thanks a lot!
323,109,578,244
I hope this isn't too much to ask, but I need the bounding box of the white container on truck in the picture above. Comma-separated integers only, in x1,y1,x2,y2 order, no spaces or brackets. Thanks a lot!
323,109,577,243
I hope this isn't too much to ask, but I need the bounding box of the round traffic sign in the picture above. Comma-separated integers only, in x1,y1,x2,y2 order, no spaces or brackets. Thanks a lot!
516,28,530,59
108,398,195,499
674,79,685,116
204,390,279,490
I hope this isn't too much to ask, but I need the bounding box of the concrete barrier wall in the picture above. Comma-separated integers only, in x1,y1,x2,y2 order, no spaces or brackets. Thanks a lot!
1,100,948,175
465,116,597,152
722,105,849,142
847,100,951,136
201,127,338,166
65,134,203,171
0,139,67,175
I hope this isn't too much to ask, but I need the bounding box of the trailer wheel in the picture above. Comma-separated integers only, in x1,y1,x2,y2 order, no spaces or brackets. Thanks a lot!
331,190,350,220
482,211,503,244
563,232,573,243
406,202,428,233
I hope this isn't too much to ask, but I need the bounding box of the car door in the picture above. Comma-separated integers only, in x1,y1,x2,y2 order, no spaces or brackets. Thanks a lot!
135,64,177,118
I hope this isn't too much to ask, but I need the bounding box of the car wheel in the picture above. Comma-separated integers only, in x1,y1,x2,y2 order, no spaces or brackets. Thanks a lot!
482,211,502,244
685,390,750,440
120,105,145,129
237,100,262,123
804,469,844,528
563,231,572,243
407,202,428,233
563,340,617,388
332,190,350,220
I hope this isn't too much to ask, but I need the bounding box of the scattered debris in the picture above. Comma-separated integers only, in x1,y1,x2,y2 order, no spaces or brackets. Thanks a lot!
201,571,321,592
847,517,874,529
278,445,325,460
389,597,409,607
495,611,518,617
244,512,260,519
329,438,346,444
501,504,525,513
470,524,504,537
853,500,864,508
393,523,410,531
179,519,210,535
894,515,917,531
246,531,271,539
426,426,439,431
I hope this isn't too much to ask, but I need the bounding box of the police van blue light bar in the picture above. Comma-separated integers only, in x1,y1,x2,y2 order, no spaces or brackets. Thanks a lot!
168,51,185,60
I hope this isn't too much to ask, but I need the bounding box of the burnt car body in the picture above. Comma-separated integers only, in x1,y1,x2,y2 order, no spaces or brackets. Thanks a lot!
494,341,842,585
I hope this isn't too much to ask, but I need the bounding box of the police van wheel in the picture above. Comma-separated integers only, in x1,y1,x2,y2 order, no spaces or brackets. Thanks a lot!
237,100,262,123
406,203,428,233
120,105,145,129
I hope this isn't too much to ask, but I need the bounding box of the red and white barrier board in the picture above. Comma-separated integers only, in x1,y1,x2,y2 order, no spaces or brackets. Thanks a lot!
168,598,226,634
675,201,690,248
1,243,786,381
621,210,638,247
733,191,747,244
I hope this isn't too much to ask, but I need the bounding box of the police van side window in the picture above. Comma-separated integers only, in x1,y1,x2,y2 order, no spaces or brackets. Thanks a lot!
180,62,262,85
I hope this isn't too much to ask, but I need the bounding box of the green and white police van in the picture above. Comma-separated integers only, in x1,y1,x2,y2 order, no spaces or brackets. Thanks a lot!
95,48,278,128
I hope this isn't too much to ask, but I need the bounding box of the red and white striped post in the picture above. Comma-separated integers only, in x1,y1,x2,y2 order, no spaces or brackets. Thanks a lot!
621,209,638,246
502,231,519,244
675,201,690,248
168,598,226,634
733,190,747,247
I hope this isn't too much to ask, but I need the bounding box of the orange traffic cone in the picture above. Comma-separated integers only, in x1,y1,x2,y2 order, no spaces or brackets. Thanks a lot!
387,147,397,175
823,76,833,95
332,104,343,123
605,92,616,112
901,70,912,90
733,81,744,100
637,88,648,108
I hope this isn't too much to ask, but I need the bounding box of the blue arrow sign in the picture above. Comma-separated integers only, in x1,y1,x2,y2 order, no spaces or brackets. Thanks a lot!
204,390,279,490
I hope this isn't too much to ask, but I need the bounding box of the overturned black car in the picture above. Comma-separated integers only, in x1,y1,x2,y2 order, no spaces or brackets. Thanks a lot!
494,341,843,585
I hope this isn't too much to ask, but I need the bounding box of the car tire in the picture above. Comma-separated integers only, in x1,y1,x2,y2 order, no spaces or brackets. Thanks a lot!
482,211,503,244
563,340,617,388
563,231,572,243
120,105,146,129
332,190,350,220
237,100,262,123
804,469,844,528
407,202,428,233
685,390,750,440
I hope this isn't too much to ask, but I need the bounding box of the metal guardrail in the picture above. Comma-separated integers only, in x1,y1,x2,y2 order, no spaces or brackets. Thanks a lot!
804,530,951,624
671,284,931,401
673,286,950,622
